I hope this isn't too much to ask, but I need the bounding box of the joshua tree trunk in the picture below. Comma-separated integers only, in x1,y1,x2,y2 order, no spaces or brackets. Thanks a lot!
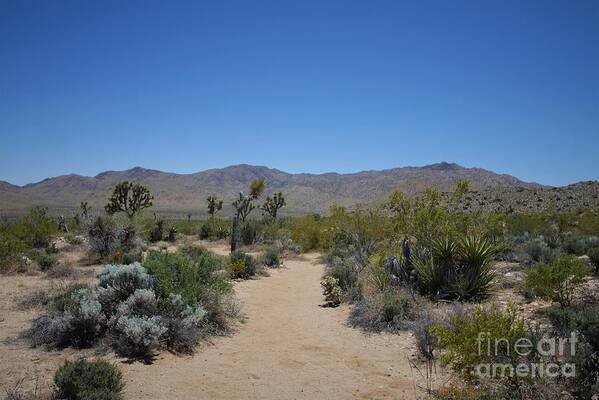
58,215,69,233
230,213,239,253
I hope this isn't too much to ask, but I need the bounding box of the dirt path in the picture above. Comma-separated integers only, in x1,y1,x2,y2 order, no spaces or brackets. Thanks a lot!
121,253,419,400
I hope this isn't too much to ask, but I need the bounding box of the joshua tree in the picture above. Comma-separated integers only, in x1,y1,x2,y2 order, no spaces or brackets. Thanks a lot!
452,179,470,206
207,195,223,218
231,178,266,252
58,215,69,233
261,192,286,220
105,181,153,218
80,201,90,219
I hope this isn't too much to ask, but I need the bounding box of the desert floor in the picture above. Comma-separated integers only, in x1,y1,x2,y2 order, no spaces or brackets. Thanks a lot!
1,242,426,400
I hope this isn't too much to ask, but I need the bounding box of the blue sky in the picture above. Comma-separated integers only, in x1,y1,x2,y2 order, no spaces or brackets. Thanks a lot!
1,0,598,186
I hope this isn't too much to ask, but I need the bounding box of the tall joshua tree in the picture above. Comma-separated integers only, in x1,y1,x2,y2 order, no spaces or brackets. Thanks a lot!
105,181,153,218
231,178,266,252
80,201,90,219
206,194,223,218
261,192,286,220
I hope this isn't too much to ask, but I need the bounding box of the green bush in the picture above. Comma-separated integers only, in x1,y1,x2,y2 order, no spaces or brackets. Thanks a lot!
239,220,261,246
524,256,592,307
143,250,229,306
546,305,599,350
54,359,123,400
198,218,230,240
0,232,25,272
38,253,58,271
227,251,257,279
431,304,525,383
50,283,89,313
9,207,57,248
329,260,361,300
289,215,323,251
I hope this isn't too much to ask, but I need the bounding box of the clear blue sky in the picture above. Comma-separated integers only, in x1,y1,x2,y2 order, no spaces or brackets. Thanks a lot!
1,0,598,186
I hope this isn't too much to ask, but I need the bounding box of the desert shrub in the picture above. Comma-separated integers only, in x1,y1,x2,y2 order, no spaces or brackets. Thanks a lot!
87,217,119,259
178,244,209,262
160,293,207,354
198,223,211,240
38,253,58,271
149,220,164,242
111,316,165,358
0,232,26,272
143,251,229,306
119,250,143,265
587,245,599,275
26,313,73,349
289,215,323,251
167,226,177,242
320,276,342,307
17,289,51,309
239,220,261,246
412,234,498,301
513,234,554,263
172,219,201,236
109,289,165,358
348,288,415,332
87,217,142,262
562,234,599,256
431,304,525,382
329,260,361,301
54,359,123,400
46,264,78,279
97,263,155,315
412,308,441,361
546,305,599,350
260,246,281,268
198,218,230,240
9,207,57,248
26,287,104,349
227,251,257,279
273,237,302,255
64,288,105,347
524,255,592,307
112,289,159,319
65,234,84,245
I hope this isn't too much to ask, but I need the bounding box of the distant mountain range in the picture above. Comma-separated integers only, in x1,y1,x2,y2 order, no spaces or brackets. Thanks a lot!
0,162,556,216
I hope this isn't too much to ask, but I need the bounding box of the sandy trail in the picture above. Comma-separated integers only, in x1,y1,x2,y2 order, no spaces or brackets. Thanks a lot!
121,253,418,400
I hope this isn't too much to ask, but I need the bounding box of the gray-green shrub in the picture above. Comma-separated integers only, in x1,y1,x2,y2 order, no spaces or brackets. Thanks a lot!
261,246,281,268
348,288,415,332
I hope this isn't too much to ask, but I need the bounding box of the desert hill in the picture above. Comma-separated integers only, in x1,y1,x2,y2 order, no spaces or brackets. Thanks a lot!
2,162,594,216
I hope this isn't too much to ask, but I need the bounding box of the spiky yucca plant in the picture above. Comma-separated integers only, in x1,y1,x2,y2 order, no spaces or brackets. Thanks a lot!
413,234,498,302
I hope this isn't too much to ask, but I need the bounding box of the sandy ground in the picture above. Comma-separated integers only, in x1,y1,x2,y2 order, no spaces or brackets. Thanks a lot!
1,245,427,399
120,253,420,400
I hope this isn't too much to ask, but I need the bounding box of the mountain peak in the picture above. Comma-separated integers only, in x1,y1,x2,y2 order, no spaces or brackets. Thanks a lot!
422,162,463,171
